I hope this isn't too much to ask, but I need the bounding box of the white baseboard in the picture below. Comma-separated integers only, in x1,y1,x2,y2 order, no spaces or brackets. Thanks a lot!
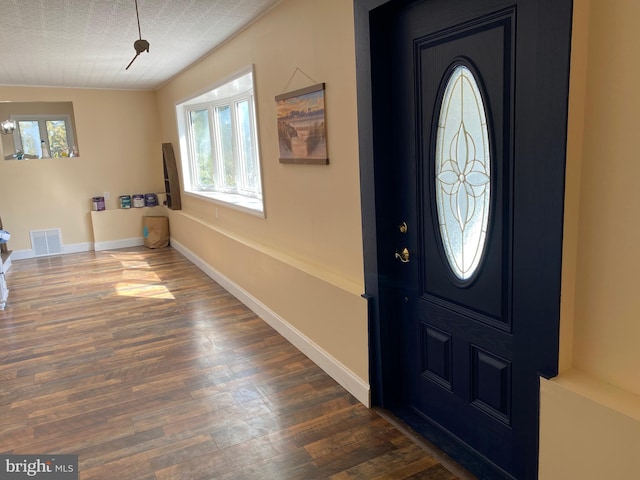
64,242,94,254
11,242,93,260
94,237,144,251
170,238,371,407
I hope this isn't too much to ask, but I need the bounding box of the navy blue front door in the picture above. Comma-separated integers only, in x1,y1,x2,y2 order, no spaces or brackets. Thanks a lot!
364,0,572,478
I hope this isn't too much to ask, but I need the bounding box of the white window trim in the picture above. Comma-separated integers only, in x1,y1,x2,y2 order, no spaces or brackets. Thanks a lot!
184,190,265,217
176,65,264,216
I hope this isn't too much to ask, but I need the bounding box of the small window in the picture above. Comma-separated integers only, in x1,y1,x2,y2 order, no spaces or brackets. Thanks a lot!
13,114,75,158
176,66,263,215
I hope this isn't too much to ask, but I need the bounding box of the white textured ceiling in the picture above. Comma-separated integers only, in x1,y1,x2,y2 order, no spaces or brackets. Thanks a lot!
0,0,280,90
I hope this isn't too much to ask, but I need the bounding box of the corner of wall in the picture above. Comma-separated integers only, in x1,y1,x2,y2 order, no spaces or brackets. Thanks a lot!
558,0,590,373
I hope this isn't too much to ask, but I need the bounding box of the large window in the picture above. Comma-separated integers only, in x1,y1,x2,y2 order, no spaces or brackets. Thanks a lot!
177,67,263,215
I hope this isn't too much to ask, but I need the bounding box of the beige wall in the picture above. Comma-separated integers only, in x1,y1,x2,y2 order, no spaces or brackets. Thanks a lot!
158,0,363,284
541,0,640,476
539,373,640,479
0,87,162,252
156,0,369,391
559,0,640,398
570,0,640,394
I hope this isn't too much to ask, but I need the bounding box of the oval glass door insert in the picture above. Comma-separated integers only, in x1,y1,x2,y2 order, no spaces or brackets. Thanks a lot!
435,65,491,281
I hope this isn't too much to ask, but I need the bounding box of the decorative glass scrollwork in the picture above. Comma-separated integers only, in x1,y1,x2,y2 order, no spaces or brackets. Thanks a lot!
435,65,491,281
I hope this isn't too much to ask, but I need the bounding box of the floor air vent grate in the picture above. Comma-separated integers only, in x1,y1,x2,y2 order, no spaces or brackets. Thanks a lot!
30,229,63,256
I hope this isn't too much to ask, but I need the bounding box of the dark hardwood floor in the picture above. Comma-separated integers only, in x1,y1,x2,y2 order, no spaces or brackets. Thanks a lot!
0,247,474,479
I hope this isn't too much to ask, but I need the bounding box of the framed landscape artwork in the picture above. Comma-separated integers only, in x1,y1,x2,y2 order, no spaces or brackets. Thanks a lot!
276,83,328,164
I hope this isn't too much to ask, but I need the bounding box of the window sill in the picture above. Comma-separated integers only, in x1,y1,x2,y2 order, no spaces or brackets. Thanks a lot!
185,190,264,217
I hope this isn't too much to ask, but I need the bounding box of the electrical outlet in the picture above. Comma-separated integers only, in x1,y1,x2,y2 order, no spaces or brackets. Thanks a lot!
103,192,110,200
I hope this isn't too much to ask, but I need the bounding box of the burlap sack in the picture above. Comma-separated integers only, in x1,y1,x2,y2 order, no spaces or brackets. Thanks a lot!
143,216,169,248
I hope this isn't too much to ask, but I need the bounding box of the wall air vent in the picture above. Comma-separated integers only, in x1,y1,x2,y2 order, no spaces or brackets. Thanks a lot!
30,229,63,256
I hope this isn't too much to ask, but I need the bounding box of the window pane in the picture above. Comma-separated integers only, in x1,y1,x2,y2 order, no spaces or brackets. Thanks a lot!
189,109,214,187
236,100,260,193
435,65,491,280
18,121,41,156
215,105,235,189
176,68,264,214
46,120,69,157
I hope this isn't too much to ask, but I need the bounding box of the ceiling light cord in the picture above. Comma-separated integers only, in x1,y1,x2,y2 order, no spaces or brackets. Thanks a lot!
135,0,142,40
125,0,150,70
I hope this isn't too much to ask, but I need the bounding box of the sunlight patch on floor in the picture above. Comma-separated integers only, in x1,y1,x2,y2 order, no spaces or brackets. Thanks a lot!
115,282,175,299
111,253,175,299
